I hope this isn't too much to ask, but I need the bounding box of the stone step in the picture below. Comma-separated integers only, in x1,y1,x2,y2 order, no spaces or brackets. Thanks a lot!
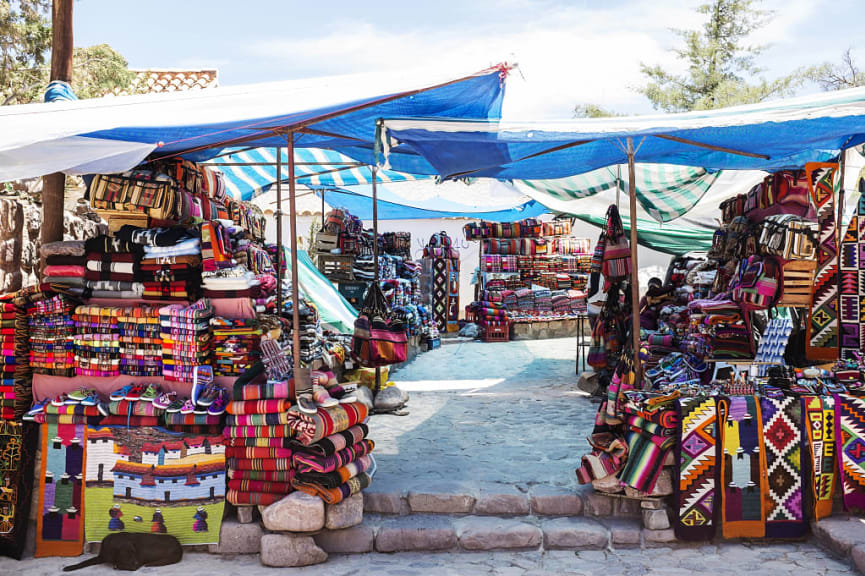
363,484,649,519
351,514,661,553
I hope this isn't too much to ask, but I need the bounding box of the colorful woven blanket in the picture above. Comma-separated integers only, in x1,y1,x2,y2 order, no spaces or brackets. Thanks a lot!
35,422,86,557
227,469,293,482
618,427,674,494
227,479,294,494
286,403,368,446
835,394,865,511
803,395,837,519
292,471,371,505
227,437,292,448
227,399,291,415
719,396,767,538
290,424,368,457
226,457,292,471
675,397,718,541
0,420,37,559
293,439,374,475
761,396,807,538
225,412,290,426
224,425,293,438
225,446,292,459
295,455,373,489
227,489,286,506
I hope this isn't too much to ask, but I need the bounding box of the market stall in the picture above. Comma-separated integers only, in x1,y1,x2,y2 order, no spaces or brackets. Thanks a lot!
376,87,865,539
0,65,511,566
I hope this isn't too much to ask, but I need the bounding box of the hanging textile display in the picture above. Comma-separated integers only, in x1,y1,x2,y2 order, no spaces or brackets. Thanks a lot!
674,397,719,541
422,232,460,333
718,396,767,539
84,425,226,546
806,162,841,361
35,422,87,557
760,396,807,539
839,194,865,360
835,394,865,511
803,395,837,520
0,420,38,559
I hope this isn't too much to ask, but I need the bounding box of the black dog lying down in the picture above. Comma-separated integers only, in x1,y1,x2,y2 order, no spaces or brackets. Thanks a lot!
63,532,183,572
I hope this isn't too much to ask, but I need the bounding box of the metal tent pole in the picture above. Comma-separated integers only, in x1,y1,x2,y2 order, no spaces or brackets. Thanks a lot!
287,132,308,396
626,137,642,387
275,148,283,313
372,165,382,393
837,149,847,360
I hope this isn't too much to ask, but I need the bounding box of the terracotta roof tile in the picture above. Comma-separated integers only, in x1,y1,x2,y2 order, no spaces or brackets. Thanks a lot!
108,69,218,96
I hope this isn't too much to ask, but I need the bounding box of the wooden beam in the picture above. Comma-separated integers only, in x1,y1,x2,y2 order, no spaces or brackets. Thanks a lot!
626,137,643,388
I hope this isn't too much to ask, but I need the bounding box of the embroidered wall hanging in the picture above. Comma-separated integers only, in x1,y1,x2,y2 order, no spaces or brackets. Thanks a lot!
84,425,226,545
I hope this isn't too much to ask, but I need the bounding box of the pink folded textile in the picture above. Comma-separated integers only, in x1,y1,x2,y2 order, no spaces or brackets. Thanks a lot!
227,399,291,415
44,265,85,277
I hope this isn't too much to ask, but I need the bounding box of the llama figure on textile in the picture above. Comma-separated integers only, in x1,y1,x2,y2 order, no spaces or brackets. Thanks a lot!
192,507,208,532
108,504,124,531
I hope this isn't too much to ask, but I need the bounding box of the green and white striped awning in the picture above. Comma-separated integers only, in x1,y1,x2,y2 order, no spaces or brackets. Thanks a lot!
519,164,720,223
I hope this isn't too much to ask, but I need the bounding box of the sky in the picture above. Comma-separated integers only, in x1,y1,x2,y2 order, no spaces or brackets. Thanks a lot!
73,0,865,120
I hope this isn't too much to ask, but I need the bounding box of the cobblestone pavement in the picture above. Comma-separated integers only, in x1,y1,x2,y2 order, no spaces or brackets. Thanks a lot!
371,337,595,495
4,544,855,575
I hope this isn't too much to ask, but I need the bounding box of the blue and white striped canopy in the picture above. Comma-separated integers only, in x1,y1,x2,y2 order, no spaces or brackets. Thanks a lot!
211,147,427,201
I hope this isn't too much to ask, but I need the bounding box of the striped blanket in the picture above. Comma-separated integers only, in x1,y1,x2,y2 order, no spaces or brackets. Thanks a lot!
286,403,368,446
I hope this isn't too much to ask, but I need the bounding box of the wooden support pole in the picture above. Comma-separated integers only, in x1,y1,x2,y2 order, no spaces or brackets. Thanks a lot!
287,133,309,395
41,0,75,252
275,147,283,313
626,137,642,387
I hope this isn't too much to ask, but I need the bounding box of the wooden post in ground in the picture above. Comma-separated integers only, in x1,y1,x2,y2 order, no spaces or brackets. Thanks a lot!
626,137,642,387
41,0,75,253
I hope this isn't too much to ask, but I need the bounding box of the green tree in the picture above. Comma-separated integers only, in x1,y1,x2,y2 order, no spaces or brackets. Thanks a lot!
638,0,807,112
1,1,137,105
808,49,865,91
573,103,622,118
1,0,51,105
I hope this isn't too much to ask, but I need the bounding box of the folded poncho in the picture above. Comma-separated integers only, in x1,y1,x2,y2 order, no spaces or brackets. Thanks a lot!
286,404,368,446
292,471,371,505
41,240,85,257
143,238,201,258
293,439,374,474
294,454,373,489
226,457,292,471
227,468,293,482
227,399,291,415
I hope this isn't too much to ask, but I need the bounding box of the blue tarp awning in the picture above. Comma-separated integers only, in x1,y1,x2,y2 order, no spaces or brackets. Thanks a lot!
378,86,865,180
0,66,508,182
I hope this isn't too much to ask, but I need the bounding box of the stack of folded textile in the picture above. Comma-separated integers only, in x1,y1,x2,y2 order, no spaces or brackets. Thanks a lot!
202,266,261,299
73,305,120,377
533,286,552,312
291,300,323,364
225,385,294,506
28,294,76,376
352,256,376,281
501,290,517,308
291,423,375,504
138,229,201,300
200,221,234,272
83,235,144,298
42,240,86,287
515,288,534,311
117,305,162,377
0,301,16,419
287,402,374,504
551,291,571,314
210,317,262,377
159,299,213,383
568,290,587,313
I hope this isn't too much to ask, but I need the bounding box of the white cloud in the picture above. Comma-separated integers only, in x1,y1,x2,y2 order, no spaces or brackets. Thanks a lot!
242,0,834,119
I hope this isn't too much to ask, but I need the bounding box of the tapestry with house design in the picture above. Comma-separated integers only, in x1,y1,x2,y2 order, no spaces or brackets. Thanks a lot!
84,425,226,545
